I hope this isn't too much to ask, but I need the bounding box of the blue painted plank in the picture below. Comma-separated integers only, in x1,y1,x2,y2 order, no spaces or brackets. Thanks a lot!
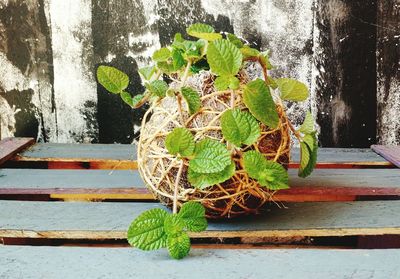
0,246,399,279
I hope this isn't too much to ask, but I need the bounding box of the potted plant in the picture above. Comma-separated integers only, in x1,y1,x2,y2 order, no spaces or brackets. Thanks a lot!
96,23,318,259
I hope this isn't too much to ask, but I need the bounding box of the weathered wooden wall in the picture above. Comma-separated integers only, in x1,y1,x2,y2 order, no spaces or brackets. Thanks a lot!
0,0,399,147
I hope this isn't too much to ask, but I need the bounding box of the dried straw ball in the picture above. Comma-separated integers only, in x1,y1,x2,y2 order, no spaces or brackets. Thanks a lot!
137,71,291,218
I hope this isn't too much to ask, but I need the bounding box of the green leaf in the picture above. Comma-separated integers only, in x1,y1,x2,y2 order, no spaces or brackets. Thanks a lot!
226,33,244,48
97,65,129,94
214,75,239,90
138,65,156,80
186,23,222,41
165,127,195,157
276,78,309,101
189,139,231,174
243,151,289,190
131,94,146,108
207,39,242,76
240,46,260,59
299,111,315,134
266,76,278,89
167,231,191,260
145,80,168,97
220,109,250,146
243,79,279,128
120,91,133,107
188,161,235,189
172,49,186,71
157,61,175,74
164,214,185,235
242,112,261,145
152,47,171,62
299,132,318,178
177,201,207,232
181,87,201,115
127,208,168,251
262,160,289,190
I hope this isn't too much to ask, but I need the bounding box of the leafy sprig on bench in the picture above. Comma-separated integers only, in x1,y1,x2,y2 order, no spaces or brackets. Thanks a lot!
127,202,207,259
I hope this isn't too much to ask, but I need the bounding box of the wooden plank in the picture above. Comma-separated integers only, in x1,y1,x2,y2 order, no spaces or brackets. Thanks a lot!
0,138,35,166
0,246,399,279
6,145,393,169
371,145,400,168
0,169,399,201
1,200,400,239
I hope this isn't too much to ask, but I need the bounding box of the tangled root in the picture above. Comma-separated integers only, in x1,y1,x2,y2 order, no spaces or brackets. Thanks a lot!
137,72,291,218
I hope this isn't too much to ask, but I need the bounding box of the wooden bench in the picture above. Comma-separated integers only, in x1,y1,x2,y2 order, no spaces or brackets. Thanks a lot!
0,137,399,278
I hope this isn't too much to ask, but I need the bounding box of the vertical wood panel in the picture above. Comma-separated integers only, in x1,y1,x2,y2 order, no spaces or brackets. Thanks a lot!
0,0,56,141
376,0,400,145
48,0,98,143
313,0,377,147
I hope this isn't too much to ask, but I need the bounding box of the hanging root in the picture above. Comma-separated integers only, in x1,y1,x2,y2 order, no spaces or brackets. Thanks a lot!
137,72,291,218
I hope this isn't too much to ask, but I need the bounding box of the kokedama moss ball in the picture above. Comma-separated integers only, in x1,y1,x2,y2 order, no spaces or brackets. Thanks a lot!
138,71,291,218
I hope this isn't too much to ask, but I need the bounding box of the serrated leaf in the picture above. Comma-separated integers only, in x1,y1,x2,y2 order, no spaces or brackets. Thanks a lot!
167,231,191,260
243,79,279,128
276,78,309,101
157,61,175,74
207,39,242,76
188,161,235,189
189,139,231,173
152,47,171,62
221,109,251,146
242,112,261,145
243,150,289,190
131,94,146,108
97,65,129,94
226,33,244,48
145,80,168,97
165,127,195,157
120,91,133,107
262,160,289,190
172,49,186,71
127,208,168,251
164,214,185,235
187,23,222,41
138,65,156,81
178,201,207,232
214,75,239,90
299,132,318,178
240,45,260,59
181,87,201,115
299,111,315,134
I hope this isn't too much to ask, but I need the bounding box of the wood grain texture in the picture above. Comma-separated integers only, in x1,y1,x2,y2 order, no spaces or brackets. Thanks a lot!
1,246,399,279
1,200,400,239
371,145,400,168
0,169,399,201
6,145,393,169
0,137,34,165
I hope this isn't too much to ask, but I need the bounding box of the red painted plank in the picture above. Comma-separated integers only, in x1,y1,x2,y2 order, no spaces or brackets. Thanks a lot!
371,145,400,168
0,138,35,166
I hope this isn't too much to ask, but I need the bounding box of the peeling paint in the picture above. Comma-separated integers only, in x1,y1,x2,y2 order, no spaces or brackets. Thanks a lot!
47,0,97,143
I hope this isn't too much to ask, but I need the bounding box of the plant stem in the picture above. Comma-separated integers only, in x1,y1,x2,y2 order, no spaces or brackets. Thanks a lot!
230,89,235,108
181,60,192,86
176,60,193,126
173,161,184,214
